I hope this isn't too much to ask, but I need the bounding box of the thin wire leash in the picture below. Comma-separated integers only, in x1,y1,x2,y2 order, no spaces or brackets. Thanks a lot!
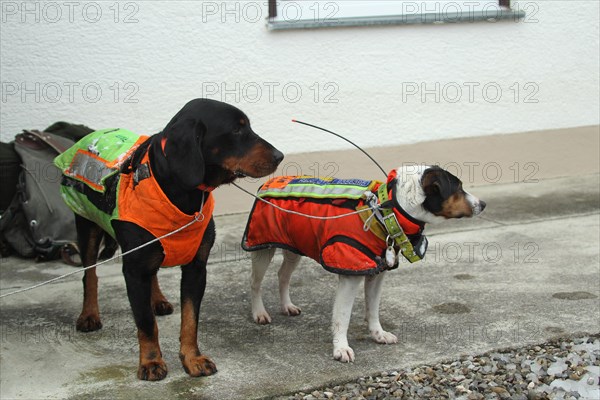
0,197,206,300
0,182,381,299
0,120,385,299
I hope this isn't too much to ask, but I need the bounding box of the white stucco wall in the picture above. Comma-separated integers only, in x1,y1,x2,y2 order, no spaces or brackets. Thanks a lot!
1,0,598,154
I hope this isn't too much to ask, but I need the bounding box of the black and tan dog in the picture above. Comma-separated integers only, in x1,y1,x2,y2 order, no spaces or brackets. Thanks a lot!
55,99,283,380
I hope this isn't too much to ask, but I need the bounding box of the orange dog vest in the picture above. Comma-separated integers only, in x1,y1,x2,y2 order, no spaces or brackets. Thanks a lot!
117,151,214,267
56,129,214,267
242,176,423,275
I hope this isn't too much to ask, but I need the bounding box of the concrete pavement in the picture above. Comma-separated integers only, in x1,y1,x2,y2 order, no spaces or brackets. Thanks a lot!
0,127,598,399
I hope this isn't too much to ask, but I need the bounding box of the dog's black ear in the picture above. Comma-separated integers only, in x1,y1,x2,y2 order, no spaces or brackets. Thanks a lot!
422,167,454,199
163,117,206,190
431,179,452,199
421,167,450,214
421,166,460,200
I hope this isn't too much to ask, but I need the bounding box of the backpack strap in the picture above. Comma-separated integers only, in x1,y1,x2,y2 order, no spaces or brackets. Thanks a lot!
22,130,73,154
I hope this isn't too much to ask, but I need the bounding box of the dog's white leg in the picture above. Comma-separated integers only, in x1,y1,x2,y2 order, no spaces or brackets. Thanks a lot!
364,272,398,344
332,275,362,362
278,250,302,316
251,248,275,324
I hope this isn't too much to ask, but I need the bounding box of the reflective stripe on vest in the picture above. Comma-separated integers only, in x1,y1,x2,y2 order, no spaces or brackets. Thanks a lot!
56,128,214,267
258,176,379,200
56,128,148,193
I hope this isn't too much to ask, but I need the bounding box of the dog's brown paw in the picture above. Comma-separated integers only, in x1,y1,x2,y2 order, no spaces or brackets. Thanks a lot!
138,360,168,381
153,300,174,316
76,314,102,332
180,354,217,377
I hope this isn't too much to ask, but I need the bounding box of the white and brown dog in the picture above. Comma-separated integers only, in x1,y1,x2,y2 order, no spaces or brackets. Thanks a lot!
242,165,485,362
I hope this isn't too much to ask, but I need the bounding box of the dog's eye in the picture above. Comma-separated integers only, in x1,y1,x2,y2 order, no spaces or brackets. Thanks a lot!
233,128,242,135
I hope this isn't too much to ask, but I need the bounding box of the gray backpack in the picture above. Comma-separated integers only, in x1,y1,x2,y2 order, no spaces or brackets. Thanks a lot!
0,130,77,260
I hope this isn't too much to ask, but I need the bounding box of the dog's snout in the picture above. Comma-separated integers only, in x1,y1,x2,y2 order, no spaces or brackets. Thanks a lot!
272,149,284,166
465,192,485,216
479,200,486,212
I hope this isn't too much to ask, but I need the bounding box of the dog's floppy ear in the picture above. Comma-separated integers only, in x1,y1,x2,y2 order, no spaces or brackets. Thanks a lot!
422,167,453,199
431,179,453,199
163,117,207,190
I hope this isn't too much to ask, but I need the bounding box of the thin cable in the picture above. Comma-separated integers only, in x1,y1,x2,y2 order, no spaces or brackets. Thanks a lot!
292,119,387,177
2,118,385,300
0,197,206,300
232,182,378,220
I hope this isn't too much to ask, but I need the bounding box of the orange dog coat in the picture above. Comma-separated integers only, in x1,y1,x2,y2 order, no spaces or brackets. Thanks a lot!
56,128,214,267
242,176,423,275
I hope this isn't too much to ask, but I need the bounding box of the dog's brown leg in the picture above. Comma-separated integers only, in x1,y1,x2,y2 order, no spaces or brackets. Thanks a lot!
179,218,217,377
136,314,167,381
151,275,174,316
124,267,167,381
114,220,168,381
75,215,103,332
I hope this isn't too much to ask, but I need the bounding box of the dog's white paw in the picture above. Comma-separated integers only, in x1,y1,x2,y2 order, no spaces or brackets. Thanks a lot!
253,310,272,325
371,329,398,344
333,346,355,363
281,303,301,316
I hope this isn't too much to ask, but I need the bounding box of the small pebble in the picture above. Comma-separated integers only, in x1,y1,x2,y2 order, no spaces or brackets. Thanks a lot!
587,377,595,385
456,384,469,394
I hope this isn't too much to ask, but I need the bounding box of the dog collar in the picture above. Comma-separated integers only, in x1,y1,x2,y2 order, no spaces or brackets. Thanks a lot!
197,183,216,192
376,181,428,263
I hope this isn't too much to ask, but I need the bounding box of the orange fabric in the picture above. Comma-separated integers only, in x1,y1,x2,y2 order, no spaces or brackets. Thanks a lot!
393,208,421,236
244,197,385,274
260,176,297,191
244,179,425,275
321,241,378,273
117,152,214,267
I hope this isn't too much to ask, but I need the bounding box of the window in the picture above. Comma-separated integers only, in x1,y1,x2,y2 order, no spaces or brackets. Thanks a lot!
267,0,525,30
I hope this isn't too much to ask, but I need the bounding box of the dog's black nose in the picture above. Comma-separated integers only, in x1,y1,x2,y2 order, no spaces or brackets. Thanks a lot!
479,200,486,211
273,149,284,165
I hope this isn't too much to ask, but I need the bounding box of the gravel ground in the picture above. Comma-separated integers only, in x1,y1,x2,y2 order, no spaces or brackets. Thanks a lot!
286,335,600,400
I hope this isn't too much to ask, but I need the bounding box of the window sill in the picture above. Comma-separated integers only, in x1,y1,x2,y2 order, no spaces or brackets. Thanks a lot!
267,8,526,31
